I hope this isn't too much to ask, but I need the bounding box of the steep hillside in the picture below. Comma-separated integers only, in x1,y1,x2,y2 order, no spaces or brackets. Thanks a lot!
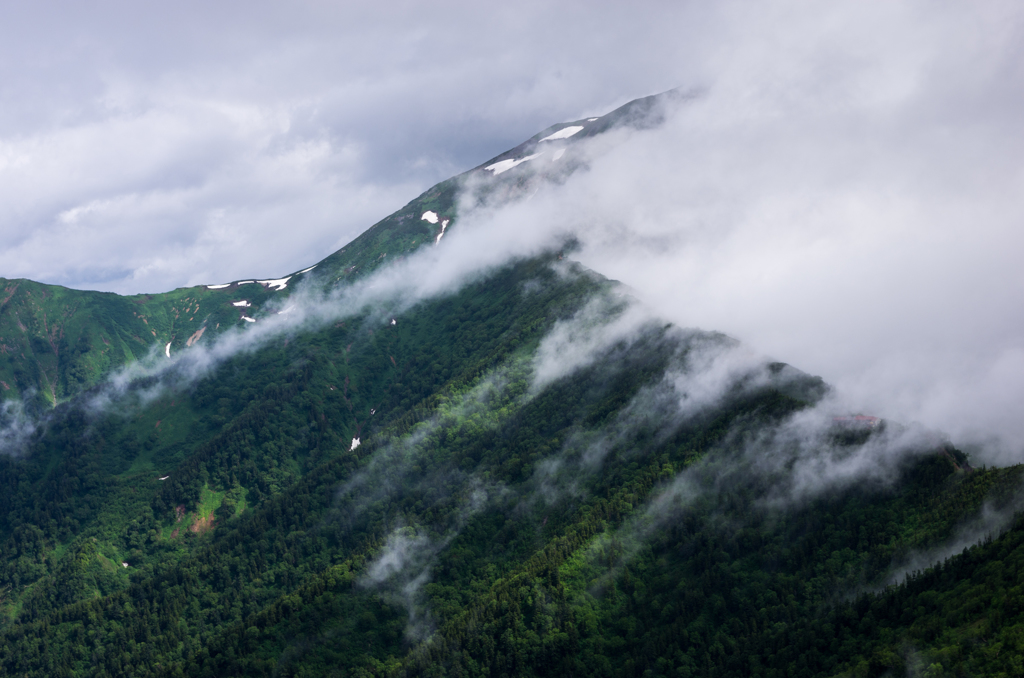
0,91,672,409
0,91,1021,678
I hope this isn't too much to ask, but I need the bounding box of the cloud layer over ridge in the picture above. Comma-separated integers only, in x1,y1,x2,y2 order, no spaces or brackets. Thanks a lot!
439,1,1024,459
2,1,1024,460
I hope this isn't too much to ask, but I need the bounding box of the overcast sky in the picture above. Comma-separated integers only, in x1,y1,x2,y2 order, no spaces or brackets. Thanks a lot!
3,1,1024,458
0,0,694,293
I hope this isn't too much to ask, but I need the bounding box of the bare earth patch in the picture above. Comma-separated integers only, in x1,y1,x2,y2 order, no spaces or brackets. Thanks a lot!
190,514,215,535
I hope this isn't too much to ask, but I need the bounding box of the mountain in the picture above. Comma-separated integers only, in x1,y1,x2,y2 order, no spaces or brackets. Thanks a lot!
0,90,671,408
1,91,1022,678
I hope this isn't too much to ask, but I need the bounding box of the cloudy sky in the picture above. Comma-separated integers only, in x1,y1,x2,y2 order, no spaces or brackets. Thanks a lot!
2,1,1024,457
0,0,691,293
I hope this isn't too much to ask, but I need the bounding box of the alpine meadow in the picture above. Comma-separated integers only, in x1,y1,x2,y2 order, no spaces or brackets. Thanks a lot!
3,89,1024,678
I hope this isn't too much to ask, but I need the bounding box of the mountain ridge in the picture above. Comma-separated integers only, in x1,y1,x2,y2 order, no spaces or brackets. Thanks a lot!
0,89,1022,678
0,90,679,410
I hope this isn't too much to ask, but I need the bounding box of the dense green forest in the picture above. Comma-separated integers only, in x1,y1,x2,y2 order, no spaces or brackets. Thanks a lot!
1,91,1023,677
1,252,1021,677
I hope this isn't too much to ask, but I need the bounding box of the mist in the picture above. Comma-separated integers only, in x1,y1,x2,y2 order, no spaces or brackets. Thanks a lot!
0,0,696,294
435,2,1024,461
884,497,1024,588
525,286,951,508
3,1,1022,460
0,399,37,456
355,480,500,640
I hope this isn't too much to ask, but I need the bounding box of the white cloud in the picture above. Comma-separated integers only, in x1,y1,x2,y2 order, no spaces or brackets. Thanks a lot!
3,0,1024,461
0,0,697,293
431,1,1024,457
0,399,38,456
0,96,410,293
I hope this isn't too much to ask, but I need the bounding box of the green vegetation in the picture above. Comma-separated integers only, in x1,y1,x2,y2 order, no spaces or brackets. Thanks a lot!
0,180,449,410
0,90,667,409
1,91,1023,677
0,251,1020,677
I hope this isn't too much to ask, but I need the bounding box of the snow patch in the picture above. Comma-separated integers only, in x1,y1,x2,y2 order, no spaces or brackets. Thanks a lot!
122,562,129,568
485,153,542,175
552,148,566,161
587,118,599,121
391,318,396,326
158,476,170,481
231,300,251,307
435,219,449,245
298,265,317,274
277,306,294,315
258,276,291,290
237,280,255,285
241,316,256,323
165,342,171,358
206,283,231,290
421,211,439,224
539,126,584,142
350,437,361,451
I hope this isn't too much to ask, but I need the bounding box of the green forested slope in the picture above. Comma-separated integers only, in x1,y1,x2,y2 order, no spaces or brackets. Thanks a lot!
0,252,1019,677
0,91,1022,678
0,91,668,409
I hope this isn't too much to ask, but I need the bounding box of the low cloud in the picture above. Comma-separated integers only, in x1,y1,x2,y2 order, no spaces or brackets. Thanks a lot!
0,0,698,294
0,398,39,456
578,470,704,592
358,480,498,640
525,287,810,503
359,527,441,641
435,1,1024,460
564,397,965,593
334,362,522,524
0,175,574,452
363,529,435,586
71,200,577,418
3,3,1023,613
531,287,650,392
520,293,976,582
5,1,1021,464
884,494,1024,588
736,405,946,505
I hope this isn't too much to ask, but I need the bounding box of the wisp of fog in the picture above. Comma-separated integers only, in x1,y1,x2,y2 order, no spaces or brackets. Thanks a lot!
447,3,1024,462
